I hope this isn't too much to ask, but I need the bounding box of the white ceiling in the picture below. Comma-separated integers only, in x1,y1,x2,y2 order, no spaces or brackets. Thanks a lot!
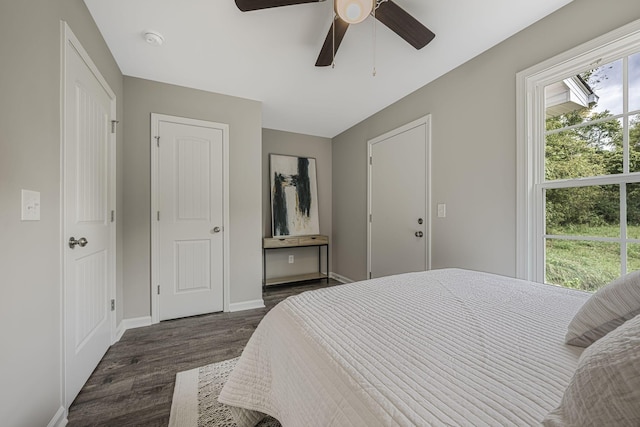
84,0,573,138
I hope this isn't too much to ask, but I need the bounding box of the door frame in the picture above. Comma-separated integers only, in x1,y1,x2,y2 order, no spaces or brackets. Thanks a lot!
60,21,117,407
150,113,231,323
367,115,432,278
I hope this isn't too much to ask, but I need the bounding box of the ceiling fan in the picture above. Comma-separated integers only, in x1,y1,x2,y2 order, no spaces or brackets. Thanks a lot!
234,0,435,67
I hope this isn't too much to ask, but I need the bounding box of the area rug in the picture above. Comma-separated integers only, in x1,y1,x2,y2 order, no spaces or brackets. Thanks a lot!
169,357,281,427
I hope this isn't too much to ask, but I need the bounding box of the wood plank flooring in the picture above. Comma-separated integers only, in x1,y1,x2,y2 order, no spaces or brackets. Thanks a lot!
67,280,341,427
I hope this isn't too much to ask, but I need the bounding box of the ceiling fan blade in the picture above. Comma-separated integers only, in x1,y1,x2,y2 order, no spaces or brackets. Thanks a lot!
374,0,435,49
235,0,323,12
315,17,350,67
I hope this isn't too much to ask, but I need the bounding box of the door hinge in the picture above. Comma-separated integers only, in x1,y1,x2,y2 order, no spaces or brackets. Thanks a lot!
110,299,115,311
369,156,373,165
157,285,160,295
157,211,160,221
155,136,160,147
369,214,372,222
111,120,119,134
111,210,115,223
369,272,372,279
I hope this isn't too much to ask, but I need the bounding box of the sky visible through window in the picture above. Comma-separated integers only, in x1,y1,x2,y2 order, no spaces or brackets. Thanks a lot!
588,53,640,115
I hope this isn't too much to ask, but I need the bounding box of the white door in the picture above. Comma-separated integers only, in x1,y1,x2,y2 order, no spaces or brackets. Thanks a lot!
63,24,115,406
156,120,225,321
369,117,430,278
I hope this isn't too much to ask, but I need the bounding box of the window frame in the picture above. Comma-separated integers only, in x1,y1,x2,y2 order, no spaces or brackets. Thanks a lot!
516,19,640,283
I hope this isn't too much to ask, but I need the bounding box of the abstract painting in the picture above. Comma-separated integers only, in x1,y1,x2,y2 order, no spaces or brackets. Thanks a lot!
270,154,319,236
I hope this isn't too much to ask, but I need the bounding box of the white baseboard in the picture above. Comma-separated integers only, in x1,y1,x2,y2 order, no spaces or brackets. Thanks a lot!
115,316,153,341
115,321,126,342
47,406,67,427
228,299,265,312
330,272,354,284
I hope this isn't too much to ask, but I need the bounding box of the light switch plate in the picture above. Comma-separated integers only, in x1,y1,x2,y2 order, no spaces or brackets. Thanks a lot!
437,203,446,218
21,189,40,221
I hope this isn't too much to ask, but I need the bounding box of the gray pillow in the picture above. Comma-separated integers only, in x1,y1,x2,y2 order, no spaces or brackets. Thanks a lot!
543,314,640,427
565,270,640,347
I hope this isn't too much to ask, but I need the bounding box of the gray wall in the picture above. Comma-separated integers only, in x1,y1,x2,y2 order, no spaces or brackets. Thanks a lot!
332,0,640,282
262,129,332,279
0,1,124,425
123,77,263,316
1,0,639,424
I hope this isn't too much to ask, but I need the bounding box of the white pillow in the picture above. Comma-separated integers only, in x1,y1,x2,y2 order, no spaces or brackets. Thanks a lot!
543,314,640,427
565,270,640,347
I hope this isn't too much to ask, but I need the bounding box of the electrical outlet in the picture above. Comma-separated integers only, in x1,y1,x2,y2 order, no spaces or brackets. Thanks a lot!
288,255,294,264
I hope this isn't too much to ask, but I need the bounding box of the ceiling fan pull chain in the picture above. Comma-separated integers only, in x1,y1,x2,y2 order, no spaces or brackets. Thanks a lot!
332,19,335,69
331,6,336,69
372,3,377,76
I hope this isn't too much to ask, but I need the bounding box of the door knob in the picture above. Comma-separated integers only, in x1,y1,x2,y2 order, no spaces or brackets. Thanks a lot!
212,226,221,234
69,237,88,249
415,231,424,238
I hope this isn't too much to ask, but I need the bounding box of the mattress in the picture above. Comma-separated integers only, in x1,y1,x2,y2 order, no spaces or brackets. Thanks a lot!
218,268,590,426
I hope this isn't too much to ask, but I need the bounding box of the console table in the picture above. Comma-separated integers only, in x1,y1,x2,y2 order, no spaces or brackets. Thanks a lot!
263,235,329,288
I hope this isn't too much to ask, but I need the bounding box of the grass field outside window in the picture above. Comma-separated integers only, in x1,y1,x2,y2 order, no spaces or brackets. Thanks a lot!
545,225,640,291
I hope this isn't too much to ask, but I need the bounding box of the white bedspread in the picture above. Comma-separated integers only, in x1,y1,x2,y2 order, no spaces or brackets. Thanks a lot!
218,269,589,426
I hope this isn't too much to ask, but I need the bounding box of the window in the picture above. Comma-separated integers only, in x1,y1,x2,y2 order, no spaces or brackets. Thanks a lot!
517,20,640,291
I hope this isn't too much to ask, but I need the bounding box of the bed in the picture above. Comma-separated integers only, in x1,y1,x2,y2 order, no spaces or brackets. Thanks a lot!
218,268,591,426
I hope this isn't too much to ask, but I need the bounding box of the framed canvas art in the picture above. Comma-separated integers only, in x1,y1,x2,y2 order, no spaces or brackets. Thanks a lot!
270,154,319,236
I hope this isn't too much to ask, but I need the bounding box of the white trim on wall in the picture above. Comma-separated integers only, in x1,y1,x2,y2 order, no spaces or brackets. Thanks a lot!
228,299,266,312
329,272,354,284
47,406,67,427
58,21,66,420
115,316,153,341
516,18,640,281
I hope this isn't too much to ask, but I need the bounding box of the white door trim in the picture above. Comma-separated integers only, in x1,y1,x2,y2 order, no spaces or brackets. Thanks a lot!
367,115,432,278
150,114,231,323
60,21,117,408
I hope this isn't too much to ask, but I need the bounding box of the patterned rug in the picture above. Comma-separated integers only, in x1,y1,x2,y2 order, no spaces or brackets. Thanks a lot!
169,357,281,427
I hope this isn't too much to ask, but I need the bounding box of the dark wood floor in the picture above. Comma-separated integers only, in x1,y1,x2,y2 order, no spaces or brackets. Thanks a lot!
67,280,341,427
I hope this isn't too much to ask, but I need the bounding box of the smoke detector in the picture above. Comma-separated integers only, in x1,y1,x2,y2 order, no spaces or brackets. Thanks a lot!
143,31,164,46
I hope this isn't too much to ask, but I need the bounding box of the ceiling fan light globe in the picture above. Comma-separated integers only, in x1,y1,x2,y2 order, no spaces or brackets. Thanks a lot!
335,0,372,24
346,4,362,20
